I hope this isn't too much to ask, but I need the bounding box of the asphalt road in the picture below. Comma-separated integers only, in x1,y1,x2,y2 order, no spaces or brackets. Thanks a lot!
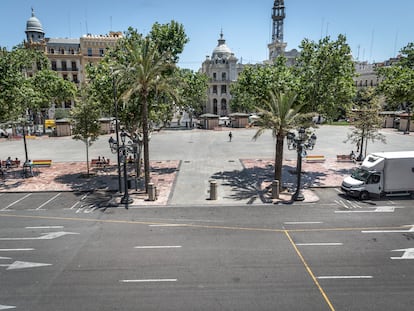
0,190,413,310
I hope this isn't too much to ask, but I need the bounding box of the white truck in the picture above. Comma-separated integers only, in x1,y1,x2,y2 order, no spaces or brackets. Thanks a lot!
341,151,414,200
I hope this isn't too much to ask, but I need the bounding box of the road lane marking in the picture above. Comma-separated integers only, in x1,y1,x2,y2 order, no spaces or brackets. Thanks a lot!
25,226,64,229
335,206,404,213
149,224,186,227
0,304,16,310
296,243,343,246
391,248,414,259
0,231,79,241
134,246,182,249
0,248,34,252
317,276,373,279
34,193,61,210
362,225,414,233
1,194,32,211
0,260,52,270
0,257,12,260
284,222,323,225
284,230,335,311
120,279,177,283
0,213,413,234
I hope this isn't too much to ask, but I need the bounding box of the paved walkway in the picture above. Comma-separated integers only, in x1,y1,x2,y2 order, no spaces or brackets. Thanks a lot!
0,157,355,205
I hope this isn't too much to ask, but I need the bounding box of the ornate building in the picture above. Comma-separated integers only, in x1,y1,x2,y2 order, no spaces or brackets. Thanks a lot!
201,32,243,116
267,0,299,66
24,9,122,110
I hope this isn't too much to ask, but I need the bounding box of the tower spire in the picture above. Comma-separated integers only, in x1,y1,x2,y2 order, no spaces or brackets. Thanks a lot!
272,0,285,43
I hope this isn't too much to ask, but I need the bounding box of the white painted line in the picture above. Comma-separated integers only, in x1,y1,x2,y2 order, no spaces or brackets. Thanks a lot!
134,246,182,249
0,257,11,260
0,261,52,270
336,206,403,213
67,201,80,210
35,193,61,210
149,224,185,227
391,248,414,260
26,226,64,229
1,193,32,211
0,304,16,310
296,243,343,246
0,231,79,241
317,276,373,279
120,279,177,283
362,225,414,233
284,222,323,225
0,248,34,252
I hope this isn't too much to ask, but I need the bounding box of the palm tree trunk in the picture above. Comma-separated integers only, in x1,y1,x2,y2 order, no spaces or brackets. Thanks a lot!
142,96,150,193
274,134,284,188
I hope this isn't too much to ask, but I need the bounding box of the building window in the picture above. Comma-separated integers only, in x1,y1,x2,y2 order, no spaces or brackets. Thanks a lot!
99,48,105,57
51,61,57,71
61,61,67,71
73,74,78,83
221,85,227,94
63,74,68,80
221,99,227,111
50,48,55,54
213,99,218,115
213,73,217,81
71,61,77,71
60,48,65,55
64,101,71,109
213,85,218,94
87,48,93,56
222,72,226,80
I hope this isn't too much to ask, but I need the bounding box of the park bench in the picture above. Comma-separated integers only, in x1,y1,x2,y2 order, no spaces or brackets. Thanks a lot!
1,160,20,168
32,159,52,167
91,159,110,168
336,154,356,163
305,155,326,163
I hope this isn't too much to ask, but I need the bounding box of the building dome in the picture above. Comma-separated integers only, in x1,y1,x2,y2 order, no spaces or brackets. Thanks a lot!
212,32,232,58
26,9,44,34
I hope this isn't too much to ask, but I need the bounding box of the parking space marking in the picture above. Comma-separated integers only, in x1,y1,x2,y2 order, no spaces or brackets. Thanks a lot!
284,230,335,311
390,248,414,259
1,194,32,211
0,304,16,310
34,193,61,210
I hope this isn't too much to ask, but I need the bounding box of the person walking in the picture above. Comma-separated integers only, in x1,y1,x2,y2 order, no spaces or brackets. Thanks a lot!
228,131,233,142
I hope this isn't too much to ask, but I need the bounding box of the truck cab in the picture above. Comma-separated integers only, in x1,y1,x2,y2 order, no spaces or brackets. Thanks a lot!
342,168,382,200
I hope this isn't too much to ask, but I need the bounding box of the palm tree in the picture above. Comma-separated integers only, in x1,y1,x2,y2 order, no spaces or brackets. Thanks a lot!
253,91,313,188
114,36,177,192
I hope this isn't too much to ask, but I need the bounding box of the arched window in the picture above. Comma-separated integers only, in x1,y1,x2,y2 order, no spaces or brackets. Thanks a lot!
221,99,227,111
213,99,218,115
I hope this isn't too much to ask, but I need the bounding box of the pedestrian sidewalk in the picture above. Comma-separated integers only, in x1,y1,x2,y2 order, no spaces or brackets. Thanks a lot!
0,158,356,206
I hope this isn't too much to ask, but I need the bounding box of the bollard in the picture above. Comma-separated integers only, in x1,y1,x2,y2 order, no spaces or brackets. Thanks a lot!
209,180,217,200
148,183,156,201
272,180,280,199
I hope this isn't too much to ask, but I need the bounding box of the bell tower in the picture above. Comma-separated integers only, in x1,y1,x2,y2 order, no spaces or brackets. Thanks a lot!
268,0,287,61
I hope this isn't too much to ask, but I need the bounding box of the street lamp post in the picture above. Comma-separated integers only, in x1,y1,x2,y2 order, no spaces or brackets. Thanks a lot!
287,128,317,201
111,70,122,192
109,129,134,207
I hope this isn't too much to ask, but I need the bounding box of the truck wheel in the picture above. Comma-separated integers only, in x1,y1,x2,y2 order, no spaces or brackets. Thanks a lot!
359,191,369,200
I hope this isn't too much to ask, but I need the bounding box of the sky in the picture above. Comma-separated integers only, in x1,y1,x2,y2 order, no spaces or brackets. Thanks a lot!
1,0,414,71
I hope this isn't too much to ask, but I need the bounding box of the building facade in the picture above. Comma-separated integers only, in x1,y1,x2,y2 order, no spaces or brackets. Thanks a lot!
201,32,244,116
24,9,122,110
